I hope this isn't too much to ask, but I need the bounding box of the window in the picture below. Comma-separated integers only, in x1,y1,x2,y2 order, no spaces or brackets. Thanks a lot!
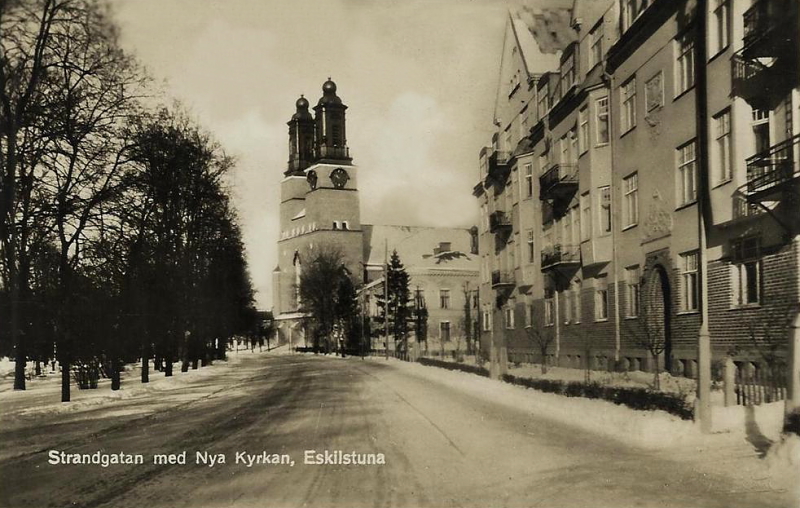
677,140,697,206
714,109,732,184
504,307,515,329
645,72,663,111
525,303,533,328
561,51,576,93
439,289,450,309
675,32,695,95
680,252,699,312
621,78,636,133
594,276,609,321
560,134,570,164
525,163,533,198
599,186,612,234
580,192,591,241
564,291,572,324
622,0,650,32
440,321,451,342
538,85,550,119
571,204,580,246
731,237,761,306
712,0,730,55
414,289,425,308
482,308,492,331
590,23,603,67
579,107,589,154
544,295,554,326
596,97,609,145
623,173,639,228
569,127,578,163
752,109,770,154
572,281,582,323
626,266,641,317
520,111,529,139
504,130,512,152
527,229,535,263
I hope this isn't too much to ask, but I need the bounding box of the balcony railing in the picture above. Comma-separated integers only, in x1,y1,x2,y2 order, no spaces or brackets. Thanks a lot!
539,163,578,201
489,211,512,234
540,244,581,271
744,134,799,199
491,270,514,289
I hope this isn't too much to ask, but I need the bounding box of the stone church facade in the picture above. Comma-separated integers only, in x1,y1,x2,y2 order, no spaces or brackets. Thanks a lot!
272,80,478,347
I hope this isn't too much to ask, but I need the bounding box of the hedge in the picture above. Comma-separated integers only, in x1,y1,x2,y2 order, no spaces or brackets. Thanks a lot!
417,357,490,377
501,374,694,420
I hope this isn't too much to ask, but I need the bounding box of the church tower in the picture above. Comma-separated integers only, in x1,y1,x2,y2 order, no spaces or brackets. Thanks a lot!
273,80,364,327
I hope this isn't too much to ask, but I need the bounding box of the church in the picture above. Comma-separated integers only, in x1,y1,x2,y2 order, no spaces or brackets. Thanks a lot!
272,79,479,350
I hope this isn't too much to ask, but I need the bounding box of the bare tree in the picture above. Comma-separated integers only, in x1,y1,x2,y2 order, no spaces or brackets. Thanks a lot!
630,301,667,390
524,324,554,375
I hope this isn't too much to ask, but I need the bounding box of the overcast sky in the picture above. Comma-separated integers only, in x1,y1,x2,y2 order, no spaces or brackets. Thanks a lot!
112,0,511,309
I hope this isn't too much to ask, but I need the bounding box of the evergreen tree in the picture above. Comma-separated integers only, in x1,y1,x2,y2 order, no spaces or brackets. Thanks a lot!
375,250,411,356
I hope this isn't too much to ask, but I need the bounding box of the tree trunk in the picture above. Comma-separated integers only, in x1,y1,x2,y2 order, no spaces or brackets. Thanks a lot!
164,357,173,377
61,359,70,402
111,357,121,390
141,343,150,383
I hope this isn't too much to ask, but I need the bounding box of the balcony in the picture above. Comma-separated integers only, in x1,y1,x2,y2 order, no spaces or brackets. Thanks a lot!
731,52,797,110
541,244,581,272
539,163,578,202
742,0,797,58
489,211,512,234
744,135,799,202
486,150,511,184
732,0,798,108
491,270,514,290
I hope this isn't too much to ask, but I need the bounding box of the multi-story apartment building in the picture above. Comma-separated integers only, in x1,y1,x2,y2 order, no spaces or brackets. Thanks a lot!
475,0,799,395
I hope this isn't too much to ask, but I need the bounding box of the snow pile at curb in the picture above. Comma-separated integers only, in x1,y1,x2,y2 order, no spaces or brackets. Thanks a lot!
765,433,800,501
394,359,702,450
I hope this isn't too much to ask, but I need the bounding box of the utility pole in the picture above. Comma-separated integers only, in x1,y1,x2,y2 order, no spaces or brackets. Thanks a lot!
694,0,712,433
384,239,389,360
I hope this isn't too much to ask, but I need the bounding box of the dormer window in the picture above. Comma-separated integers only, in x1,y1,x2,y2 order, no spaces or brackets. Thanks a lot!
342,221,349,230
332,221,340,230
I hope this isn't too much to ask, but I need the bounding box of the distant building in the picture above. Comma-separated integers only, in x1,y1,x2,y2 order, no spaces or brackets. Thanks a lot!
272,80,479,348
360,227,479,354
475,0,799,379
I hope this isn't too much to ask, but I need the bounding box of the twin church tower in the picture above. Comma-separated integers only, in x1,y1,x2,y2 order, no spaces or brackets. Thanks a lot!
273,79,364,324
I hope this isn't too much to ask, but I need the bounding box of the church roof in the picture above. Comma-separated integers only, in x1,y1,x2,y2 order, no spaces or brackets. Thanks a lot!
361,225,477,271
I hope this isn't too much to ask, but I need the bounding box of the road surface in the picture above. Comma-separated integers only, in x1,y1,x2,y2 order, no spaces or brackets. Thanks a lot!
0,353,794,508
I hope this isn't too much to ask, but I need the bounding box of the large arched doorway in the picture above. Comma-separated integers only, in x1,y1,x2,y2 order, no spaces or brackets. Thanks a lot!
644,264,673,373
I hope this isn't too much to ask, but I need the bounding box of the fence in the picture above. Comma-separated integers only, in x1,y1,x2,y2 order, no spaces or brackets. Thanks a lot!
734,361,788,406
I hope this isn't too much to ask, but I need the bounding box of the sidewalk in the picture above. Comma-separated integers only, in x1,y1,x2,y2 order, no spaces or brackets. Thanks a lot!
367,355,800,500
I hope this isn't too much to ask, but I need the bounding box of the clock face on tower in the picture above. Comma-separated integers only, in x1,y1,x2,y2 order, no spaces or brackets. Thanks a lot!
307,170,318,190
330,168,349,189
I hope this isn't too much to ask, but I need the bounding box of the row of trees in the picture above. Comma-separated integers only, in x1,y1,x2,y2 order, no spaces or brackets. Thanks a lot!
0,0,258,401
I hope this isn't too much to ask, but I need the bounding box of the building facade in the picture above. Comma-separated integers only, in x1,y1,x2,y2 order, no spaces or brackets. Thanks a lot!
475,0,799,381
360,228,479,355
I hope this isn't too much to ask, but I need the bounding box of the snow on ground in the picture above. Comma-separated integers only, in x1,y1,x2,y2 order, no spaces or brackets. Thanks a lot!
0,348,271,418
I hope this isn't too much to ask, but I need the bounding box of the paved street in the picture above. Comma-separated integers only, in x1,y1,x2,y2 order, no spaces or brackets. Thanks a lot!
0,353,795,508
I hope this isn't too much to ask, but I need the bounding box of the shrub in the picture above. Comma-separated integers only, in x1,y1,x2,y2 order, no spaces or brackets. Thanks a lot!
417,357,490,377
501,373,693,420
